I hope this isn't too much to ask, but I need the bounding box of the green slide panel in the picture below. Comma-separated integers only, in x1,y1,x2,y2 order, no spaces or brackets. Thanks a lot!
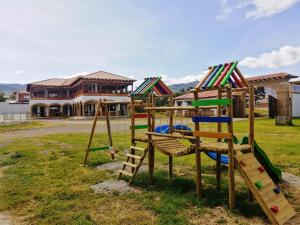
241,136,282,184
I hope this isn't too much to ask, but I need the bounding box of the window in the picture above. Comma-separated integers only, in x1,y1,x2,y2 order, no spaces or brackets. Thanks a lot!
49,92,58,97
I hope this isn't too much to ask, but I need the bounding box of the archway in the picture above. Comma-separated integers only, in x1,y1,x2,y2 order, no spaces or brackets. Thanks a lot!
31,104,48,117
84,100,97,116
49,104,62,117
62,104,73,117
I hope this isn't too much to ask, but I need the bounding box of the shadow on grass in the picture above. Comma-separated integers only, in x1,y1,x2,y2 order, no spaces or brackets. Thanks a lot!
129,170,265,225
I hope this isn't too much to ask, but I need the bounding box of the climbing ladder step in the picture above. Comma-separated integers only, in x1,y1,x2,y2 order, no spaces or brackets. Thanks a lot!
236,153,295,225
126,154,141,160
130,146,146,152
122,161,138,168
118,170,133,177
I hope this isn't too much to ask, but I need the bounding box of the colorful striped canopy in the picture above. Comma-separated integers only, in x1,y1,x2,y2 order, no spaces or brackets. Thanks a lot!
196,61,249,90
131,77,173,96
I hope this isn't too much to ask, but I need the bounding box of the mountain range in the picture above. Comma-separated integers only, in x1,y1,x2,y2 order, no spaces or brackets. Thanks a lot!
0,83,26,95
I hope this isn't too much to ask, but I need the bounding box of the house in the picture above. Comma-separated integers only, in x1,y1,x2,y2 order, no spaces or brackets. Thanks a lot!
27,71,135,117
289,77,300,117
14,91,30,103
247,72,298,123
174,72,299,120
174,90,246,118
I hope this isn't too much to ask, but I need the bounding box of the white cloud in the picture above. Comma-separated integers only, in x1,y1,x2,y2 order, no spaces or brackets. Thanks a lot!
14,70,24,75
58,72,89,79
131,71,207,89
240,45,300,68
161,71,208,85
246,0,300,18
217,0,248,20
217,0,299,19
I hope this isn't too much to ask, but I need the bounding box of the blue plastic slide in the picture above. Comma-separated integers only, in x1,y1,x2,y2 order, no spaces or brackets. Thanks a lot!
154,124,229,164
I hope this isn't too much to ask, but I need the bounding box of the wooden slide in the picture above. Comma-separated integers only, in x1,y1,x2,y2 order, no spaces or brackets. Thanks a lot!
235,153,295,225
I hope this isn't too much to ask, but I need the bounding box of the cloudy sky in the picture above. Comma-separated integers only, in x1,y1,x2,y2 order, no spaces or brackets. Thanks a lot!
0,0,300,85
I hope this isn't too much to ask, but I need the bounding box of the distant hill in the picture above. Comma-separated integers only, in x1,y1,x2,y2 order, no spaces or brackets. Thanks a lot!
169,81,198,92
0,83,26,94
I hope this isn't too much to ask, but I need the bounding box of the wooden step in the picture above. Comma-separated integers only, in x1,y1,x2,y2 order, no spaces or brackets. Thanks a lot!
126,153,141,160
123,161,138,168
118,170,133,177
130,146,146,152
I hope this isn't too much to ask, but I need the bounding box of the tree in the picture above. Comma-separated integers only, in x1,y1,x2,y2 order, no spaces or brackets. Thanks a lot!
255,87,265,104
9,92,16,100
0,92,6,102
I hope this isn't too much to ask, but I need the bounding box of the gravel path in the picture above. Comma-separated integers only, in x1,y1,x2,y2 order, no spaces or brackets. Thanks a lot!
0,119,132,140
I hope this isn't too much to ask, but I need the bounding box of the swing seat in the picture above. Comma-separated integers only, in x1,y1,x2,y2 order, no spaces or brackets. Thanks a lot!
153,139,195,157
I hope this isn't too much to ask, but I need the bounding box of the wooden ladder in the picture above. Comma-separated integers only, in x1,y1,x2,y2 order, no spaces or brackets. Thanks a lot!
118,146,148,185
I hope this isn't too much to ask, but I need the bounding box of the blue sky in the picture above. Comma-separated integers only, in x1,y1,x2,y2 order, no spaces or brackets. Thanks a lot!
0,0,300,85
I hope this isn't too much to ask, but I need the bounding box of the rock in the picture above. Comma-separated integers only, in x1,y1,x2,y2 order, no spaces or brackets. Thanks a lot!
282,172,300,188
90,180,135,194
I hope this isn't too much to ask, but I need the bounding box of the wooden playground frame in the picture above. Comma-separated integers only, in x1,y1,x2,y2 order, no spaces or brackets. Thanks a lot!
84,63,295,224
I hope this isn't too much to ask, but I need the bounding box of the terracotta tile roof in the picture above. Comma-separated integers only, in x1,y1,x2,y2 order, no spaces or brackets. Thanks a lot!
29,71,135,87
246,72,298,83
83,71,135,82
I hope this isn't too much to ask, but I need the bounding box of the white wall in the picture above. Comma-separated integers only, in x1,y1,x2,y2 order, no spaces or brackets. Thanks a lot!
0,102,29,113
292,93,300,117
30,95,131,106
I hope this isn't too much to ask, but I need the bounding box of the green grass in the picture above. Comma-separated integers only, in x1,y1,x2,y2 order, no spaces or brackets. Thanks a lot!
0,118,299,224
0,121,47,132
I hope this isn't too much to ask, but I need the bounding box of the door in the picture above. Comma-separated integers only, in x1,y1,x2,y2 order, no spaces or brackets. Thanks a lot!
268,95,277,118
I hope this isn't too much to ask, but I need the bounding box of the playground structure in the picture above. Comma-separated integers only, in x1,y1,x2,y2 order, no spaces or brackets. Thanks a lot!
84,62,295,224
117,62,295,225
83,100,115,166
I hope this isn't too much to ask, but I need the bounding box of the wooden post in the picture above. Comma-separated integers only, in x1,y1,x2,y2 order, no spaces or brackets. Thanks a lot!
130,97,136,172
226,85,235,209
151,95,156,131
193,90,202,198
147,93,154,183
249,85,255,152
83,100,101,166
104,101,114,160
168,94,174,179
216,88,222,192
131,97,135,145
248,85,255,202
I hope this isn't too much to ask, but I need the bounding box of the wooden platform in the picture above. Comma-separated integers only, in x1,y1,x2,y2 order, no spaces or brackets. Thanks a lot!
236,153,295,225
153,139,195,157
134,135,170,142
199,142,251,153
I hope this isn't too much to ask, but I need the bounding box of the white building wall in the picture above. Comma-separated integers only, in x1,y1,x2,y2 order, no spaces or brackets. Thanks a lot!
292,93,300,117
30,95,131,106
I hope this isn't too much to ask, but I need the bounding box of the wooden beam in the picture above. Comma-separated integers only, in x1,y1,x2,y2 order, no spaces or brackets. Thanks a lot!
145,132,196,140
145,106,217,110
83,99,101,166
191,98,231,107
192,131,232,139
195,66,215,89
193,90,202,198
234,67,249,87
226,85,235,209
133,113,148,118
249,85,255,152
217,88,222,192
192,116,231,123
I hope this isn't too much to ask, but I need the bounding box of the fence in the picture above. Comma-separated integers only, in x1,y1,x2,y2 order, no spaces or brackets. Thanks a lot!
0,113,30,125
